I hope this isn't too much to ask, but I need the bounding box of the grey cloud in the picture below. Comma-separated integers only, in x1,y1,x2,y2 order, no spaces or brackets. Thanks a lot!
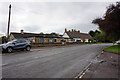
23,25,42,33
0,2,113,35
1,22,7,33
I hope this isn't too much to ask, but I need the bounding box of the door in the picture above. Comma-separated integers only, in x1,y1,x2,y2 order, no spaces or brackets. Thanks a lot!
13,40,26,49
40,38,44,43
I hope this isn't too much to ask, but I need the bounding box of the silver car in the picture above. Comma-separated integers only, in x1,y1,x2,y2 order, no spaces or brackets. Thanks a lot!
0,39,31,53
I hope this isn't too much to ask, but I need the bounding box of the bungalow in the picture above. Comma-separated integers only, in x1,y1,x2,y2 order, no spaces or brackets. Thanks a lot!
62,28,92,43
9,30,63,45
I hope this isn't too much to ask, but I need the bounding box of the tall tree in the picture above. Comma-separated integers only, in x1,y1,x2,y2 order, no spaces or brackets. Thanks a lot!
92,2,120,41
89,30,95,37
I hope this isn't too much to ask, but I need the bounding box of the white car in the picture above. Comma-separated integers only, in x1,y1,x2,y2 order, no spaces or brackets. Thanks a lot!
116,40,120,44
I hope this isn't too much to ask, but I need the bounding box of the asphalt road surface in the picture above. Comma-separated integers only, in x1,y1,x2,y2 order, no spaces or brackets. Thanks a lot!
2,43,112,78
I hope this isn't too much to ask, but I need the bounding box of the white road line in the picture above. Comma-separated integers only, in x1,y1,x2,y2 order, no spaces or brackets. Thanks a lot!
75,62,92,78
75,51,104,78
0,63,8,67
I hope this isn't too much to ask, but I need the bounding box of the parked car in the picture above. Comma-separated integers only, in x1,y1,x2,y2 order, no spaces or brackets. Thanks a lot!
0,39,31,53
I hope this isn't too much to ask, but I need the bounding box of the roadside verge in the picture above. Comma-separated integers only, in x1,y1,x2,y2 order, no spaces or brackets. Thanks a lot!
76,50,119,78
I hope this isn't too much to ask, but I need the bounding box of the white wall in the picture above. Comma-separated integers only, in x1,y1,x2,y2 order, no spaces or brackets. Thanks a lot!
69,39,75,43
74,38,89,42
85,39,89,42
74,38,83,42
62,32,69,38
62,32,89,43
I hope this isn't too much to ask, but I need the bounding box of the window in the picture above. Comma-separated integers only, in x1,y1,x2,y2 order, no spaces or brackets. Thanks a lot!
21,40,26,43
40,38,44,43
71,39,75,41
49,39,53,43
54,39,57,43
14,40,20,43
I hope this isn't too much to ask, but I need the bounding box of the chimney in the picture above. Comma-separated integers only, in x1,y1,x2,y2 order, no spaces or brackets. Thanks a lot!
78,30,80,33
65,28,67,32
21,29,24,34
72,29,74,32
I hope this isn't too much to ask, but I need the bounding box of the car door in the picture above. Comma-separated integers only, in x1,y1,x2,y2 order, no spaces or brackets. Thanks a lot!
13,40,26,49
19,40,26,48
13,40,21,49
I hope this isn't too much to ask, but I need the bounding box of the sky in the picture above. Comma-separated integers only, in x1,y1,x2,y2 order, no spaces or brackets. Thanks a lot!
0,0,118,36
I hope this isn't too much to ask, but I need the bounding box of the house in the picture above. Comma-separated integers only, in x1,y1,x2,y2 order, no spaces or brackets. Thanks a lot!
9,30,41,41
62,28,92,43
9,30,63,46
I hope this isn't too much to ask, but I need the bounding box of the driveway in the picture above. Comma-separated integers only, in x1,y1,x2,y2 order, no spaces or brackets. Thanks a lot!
2,43,112,78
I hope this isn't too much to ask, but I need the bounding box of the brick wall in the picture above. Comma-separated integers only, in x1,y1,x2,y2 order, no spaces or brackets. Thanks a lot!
31,43,63,47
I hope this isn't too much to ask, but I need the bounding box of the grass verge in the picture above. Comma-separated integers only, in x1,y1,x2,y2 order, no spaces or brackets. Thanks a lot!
85,42,109,44
104,45,120,53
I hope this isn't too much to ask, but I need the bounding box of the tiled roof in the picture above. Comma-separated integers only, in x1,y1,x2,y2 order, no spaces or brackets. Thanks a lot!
66,32,92,39
10,32,60,39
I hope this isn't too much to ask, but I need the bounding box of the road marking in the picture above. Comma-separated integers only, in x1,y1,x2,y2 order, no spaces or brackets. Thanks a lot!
75,51,104,78
79,71,86,78
75,62,92,78
34,57,39,58
0,63,8,67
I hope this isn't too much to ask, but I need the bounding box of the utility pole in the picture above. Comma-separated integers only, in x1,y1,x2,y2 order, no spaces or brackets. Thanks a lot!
7,4,11,42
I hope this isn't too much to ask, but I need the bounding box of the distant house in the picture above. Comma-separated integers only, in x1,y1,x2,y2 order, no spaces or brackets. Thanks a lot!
62,28,92,42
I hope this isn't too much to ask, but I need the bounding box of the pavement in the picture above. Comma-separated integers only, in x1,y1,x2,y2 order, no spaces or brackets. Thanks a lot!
80,51,120,78
2,43,112,78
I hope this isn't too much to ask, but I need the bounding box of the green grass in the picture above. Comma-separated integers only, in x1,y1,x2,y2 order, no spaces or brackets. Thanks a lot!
85,43,97,44
104,45,120,53
85,42,108,44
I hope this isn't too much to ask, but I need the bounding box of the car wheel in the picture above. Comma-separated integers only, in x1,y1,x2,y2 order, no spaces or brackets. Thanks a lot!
7,47,13,53
26,46,31,51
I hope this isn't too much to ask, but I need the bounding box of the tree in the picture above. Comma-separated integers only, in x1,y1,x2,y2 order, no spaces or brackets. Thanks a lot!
94,32,105,42
92,2,120,41
89,30,101,38
89,30,95,37
39,32,44,35
1,36,7,43
89,30,111,42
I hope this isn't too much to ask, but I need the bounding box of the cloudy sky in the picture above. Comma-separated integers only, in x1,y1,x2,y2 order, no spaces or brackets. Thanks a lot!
0,0,118,36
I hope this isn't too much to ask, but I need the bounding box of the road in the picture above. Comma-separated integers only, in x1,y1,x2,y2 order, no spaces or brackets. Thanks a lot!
2,44,112,78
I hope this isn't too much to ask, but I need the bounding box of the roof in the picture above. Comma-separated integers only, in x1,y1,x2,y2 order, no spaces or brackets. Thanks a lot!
66,32,92,39
10,32,60,39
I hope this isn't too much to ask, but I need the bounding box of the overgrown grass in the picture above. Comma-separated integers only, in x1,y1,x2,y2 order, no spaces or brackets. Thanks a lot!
104,45,120,53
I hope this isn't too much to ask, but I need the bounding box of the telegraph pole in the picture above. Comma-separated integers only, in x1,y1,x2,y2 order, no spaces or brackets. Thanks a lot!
7,4,11,41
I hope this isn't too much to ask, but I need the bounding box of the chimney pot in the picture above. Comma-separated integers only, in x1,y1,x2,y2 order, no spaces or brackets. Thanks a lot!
72,29,74,32
21,29,24,34
65,28,67,32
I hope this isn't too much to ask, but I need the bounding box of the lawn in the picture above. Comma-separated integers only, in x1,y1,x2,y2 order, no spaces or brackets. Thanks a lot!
104,45,120,53
85,42,109,44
